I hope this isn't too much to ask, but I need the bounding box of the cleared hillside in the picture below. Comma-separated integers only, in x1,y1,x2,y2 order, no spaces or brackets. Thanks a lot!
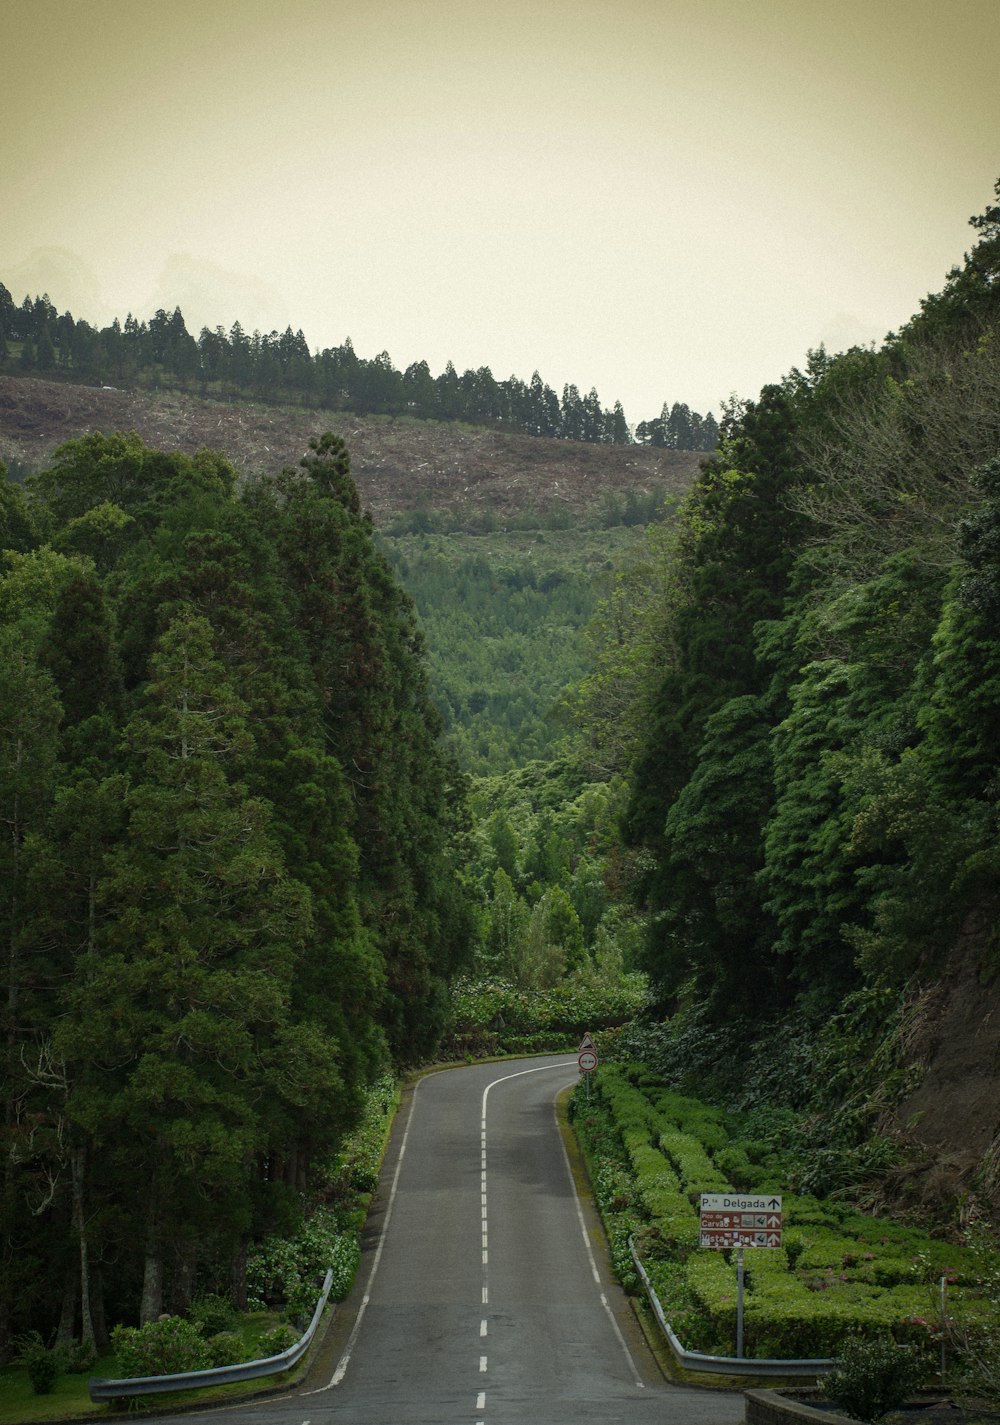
0,373,703,526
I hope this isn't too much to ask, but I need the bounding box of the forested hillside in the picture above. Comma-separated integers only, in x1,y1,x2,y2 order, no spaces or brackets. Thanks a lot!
380,514,670,774
0,431,474,1348
0,282,719,450
3,176,1000,1382
598,178,1000,1219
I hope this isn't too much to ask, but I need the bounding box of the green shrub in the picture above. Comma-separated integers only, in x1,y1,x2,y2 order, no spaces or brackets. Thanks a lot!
658,1129,728,1196
685,1252,738,1349
246,1203,359,1310
190,1292,234,1336
947,1227,1000,1404
15,1335,60,1395
822,1334,927,1421
578,1065,990,1364
645,1257,722,1352
61,1338,97,1374
256,1324,299,1356
329,1232,362,1300
111,1316,212,1378
714,1144,754,1187
744,1281,934,1359
206,1331,245,1367
28,1350,59,1395
606,1217,641,1292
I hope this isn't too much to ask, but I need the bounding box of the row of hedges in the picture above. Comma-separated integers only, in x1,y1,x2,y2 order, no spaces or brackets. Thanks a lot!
576,1063,988,1361
442,975,648,1058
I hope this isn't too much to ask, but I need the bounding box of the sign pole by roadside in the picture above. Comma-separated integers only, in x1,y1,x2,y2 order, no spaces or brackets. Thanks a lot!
577,1034,598,1100
736,1248,745,1358
699,1193,782,1359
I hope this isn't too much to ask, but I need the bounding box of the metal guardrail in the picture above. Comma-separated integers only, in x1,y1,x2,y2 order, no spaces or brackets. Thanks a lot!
629,1238,838,1379
89,1267,334,1402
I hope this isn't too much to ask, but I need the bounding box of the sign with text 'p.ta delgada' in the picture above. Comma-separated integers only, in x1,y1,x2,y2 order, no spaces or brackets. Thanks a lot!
699,1193,783,1250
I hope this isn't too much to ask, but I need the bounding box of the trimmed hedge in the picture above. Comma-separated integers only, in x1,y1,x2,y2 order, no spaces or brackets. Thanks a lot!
583,1062,989,1363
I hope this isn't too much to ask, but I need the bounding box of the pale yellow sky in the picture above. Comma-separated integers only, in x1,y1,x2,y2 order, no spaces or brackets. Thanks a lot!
4,0,999,421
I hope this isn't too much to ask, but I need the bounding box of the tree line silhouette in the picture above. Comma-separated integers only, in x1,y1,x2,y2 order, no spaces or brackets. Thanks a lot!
0,282,719,449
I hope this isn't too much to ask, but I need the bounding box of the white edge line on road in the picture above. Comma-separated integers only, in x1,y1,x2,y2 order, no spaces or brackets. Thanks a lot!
307,1059,577,1399
303,1075,424,1395
553,1085,646,1389
480,1059,575,1123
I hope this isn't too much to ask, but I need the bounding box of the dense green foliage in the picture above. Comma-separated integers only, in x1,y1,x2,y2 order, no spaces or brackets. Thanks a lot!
380,525,666,774
610,180,1000,1104
3,172,999,1396
574,1064,988,1362
429,752,651,1053
0,431,474,1354
822,1335,929,1422
0,283,718,450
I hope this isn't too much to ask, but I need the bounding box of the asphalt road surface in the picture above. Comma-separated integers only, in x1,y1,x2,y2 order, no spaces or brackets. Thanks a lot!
174,1056,745,1425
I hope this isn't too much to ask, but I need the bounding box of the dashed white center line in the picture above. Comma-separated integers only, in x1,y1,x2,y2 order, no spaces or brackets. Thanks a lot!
475,1063,577,1420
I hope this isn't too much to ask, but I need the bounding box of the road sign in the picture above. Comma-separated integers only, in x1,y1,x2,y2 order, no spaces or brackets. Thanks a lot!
699,1193,782,1250
578,1032,596,1053
578,1050,598,1072
700,1194,782,1213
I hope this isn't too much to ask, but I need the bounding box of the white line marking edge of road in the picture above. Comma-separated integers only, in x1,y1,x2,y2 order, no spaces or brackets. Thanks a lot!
304,1075,425,1395
553,1084,646,1389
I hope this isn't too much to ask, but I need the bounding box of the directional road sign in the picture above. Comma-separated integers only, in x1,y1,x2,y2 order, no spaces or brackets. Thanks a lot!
699,1193,782,1250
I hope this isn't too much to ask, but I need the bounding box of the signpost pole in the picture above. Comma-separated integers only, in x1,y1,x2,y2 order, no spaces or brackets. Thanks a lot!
736,1247,745,1359
577,1038,598,1102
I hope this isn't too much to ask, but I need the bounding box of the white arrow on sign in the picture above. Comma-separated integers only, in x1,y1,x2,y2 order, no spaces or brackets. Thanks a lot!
700,1193,782,1213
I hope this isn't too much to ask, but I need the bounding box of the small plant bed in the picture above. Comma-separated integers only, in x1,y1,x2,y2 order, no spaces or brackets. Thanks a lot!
572,1063,995,1373
751,1390,1000,1425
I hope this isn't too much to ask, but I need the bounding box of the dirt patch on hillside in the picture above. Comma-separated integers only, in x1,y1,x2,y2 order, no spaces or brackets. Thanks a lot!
0,374,702,525
884,912,1000,1221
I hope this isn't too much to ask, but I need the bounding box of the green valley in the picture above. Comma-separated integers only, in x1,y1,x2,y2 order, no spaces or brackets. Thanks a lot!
1,175,1000,1412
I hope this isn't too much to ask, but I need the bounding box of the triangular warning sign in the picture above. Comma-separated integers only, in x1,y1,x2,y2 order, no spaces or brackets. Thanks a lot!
578,1032,596,1053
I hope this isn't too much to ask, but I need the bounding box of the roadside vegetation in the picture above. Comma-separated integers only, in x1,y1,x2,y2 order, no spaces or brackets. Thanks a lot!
0,1075,397,1417
572,1062,987,1361
2,175,999,1422
0,429,473,1360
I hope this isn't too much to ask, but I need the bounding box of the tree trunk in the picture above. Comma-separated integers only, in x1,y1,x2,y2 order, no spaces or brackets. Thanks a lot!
140,1186,164,1324
171,1239,196,1316
70,1145,96,1346
230,1239,248,1312
55,1275,76,1347
90,1267,109,1350
140,1248,163,1325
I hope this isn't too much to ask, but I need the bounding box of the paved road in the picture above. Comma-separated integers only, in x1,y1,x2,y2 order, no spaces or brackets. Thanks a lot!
175,1056,745,1425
